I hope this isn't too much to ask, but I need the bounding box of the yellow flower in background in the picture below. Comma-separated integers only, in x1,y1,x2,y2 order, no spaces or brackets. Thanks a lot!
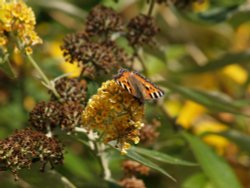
0,0,42,53
222,64,247,85
184,73,218,90
233,22,250,51
176,100,206,129
82,80,144,154
48,41,81,77
194,121,229,155
164,99,182,117
192,0,209,12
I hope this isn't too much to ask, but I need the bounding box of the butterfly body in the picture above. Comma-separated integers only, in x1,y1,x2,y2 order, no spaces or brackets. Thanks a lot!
114,68,164,102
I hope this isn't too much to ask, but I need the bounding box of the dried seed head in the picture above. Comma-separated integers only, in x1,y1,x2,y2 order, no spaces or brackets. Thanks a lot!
119,177,146,188
82,80,144,154
102,40,131,66
29,101,62,132
51,77,87,105
85,5,124,37
0,128,63,177
139,119,161,145
61,102,84,132
61,32,89,64
61,32,117,76
122,160,150,177
126,14,159,47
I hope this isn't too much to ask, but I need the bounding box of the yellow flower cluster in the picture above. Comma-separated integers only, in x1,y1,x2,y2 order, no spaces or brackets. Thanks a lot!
82,80,144,154
0,0,42,54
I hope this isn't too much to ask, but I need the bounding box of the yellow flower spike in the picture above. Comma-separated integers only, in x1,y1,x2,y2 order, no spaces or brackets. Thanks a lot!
194,121,229,155
176,100,206,129
222,64,247,84
82,80,144,153
0,0,42,54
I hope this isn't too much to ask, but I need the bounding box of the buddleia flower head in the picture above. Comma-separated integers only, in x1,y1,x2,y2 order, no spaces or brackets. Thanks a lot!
82,80,144,154
0,0,42,54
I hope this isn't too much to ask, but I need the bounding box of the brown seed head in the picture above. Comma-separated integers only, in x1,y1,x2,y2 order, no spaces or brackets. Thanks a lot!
119,177,146,188
61,32,117,76
126,14,159,47
29,101,62,132
85,5,124,37
61,102,84,132
139,119,161,145
51,77,87,105
122,160,150,176
0,128,63,177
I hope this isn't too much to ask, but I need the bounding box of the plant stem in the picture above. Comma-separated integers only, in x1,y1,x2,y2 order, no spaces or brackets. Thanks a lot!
148,0,155,16
96,143,111,181
26,54,60,99
133,47,148,76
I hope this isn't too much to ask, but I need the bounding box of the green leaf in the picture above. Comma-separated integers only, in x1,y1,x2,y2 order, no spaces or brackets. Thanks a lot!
131,146,197,166
196,5,239,23
229,10,250,28
182,173,210,188
217,130,250,152
64,150,93,181
182,132,242,188
125,149,176,181
158,81,247,116
178,52,250,74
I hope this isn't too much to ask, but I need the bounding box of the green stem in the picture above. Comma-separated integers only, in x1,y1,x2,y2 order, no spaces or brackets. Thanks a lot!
26,55,50,87
26,54,60,99
15,36,60,99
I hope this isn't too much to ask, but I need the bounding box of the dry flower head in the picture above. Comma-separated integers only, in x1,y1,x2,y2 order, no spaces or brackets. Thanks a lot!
85,5,124,37
0,128,63,178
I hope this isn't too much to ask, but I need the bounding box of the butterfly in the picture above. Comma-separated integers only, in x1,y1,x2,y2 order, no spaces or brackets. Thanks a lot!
114,68,164,102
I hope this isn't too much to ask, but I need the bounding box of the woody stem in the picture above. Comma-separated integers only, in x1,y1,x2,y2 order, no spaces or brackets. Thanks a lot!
148,0,155,16
133,47,148,76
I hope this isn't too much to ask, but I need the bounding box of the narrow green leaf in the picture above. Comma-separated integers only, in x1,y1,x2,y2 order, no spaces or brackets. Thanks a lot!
217,130,250,152
196,5,239,23
64,150,93,181
182,173,209,188
126,149,176,181
178,52,250,74
158,81,247,116
182,132,242,188
132,147,196,166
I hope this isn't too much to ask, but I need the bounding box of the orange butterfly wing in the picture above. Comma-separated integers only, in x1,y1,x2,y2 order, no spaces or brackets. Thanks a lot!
114,69,136,95
132,71,164,100
114,68,164,101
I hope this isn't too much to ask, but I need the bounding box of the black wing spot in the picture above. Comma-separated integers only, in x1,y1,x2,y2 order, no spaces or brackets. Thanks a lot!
153,92,158,98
